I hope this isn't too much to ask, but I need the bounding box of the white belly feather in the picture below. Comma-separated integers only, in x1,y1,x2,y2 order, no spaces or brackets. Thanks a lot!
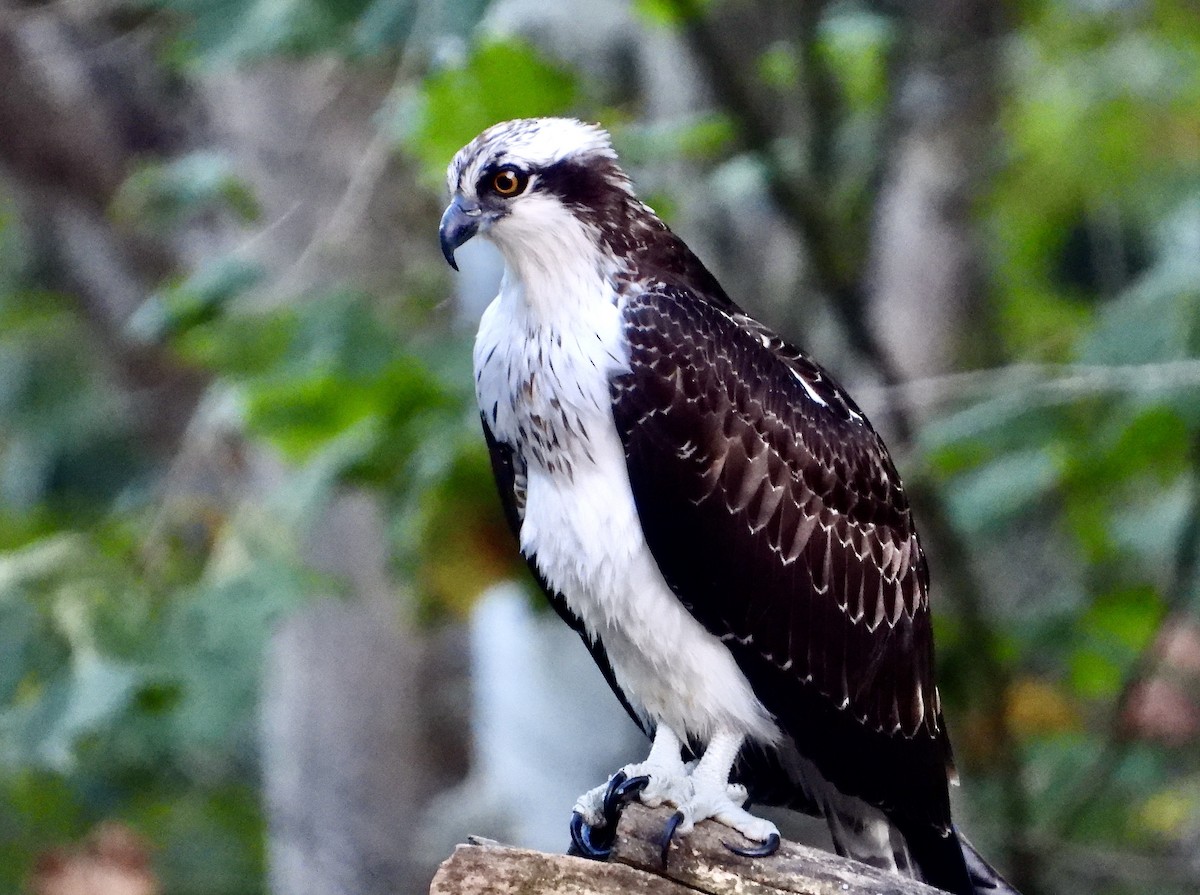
474,285,779,749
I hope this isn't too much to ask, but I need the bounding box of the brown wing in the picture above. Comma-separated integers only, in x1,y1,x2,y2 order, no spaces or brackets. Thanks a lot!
611,284,955,835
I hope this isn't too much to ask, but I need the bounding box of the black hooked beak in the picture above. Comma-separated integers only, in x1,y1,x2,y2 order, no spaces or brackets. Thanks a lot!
439,196,482,271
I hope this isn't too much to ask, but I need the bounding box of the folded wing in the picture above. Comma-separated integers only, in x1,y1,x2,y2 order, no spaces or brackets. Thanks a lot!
610,284,955,839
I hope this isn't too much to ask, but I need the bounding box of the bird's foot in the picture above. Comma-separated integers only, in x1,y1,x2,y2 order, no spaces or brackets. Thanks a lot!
656,776,780,866
569,770,652,859
568,735,772,865
569,751,692,861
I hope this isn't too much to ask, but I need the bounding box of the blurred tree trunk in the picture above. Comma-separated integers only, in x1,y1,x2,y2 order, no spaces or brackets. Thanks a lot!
263,489,466,895
0,4,206,453
866,0,1004,380
203,58,470,895
0,8,466,894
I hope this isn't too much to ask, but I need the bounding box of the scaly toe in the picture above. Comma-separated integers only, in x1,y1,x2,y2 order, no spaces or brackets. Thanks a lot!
710,802,779,848
665,771,779,860
726,782,749,808
638,769,693,809
573,779,609,827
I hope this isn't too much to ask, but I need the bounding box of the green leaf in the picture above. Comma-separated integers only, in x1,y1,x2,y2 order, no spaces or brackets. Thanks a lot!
1085,584,1162,654
175,306,297,377
757,42,799,91
919,384,1065,461
155,0,368,63
1109,476,1192,567
112,152,261,230
0,595,36,703
129,785,265,895
944,447,1061,535
817,6,894,112
17,657,140,772
128,258,264,344
1078,281,1200,367
397,39,579,184
348,0,419,54
615,114,736,168
1108,406,1190,479
1069,646,1123,699
1069,584,1162,700
632,0,712,26
0,772,83,890
151,563,315,757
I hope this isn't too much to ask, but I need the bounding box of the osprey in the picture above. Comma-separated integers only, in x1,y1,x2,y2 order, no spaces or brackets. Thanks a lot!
440,118,1016,895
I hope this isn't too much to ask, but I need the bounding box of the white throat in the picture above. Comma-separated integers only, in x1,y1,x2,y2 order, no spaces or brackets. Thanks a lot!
487,193,620,327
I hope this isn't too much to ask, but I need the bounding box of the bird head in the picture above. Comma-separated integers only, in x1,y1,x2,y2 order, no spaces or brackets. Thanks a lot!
438,117,638,272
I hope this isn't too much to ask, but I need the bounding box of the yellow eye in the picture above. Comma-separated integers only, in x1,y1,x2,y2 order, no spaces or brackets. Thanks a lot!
492,169,523,196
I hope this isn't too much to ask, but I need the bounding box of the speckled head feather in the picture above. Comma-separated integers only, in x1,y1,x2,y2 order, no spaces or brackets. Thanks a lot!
446,117,628,200
442,117,730,307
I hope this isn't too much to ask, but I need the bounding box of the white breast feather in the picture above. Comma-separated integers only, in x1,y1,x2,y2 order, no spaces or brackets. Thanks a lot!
474,222,779,748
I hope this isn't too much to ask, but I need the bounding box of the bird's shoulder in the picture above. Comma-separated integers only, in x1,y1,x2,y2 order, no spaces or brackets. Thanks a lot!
614,281,912,534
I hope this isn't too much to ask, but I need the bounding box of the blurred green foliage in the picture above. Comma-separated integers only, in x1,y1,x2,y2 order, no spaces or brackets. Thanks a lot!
113,152,263,231
1,1,1199,893
398,39,580,185
141,0,489,62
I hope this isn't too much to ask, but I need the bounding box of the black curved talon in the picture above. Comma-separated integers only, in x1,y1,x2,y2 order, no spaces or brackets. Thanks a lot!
603,774,649,827
603,770,629,798
614,773,650,802
722,831,781,858
569,771,654,861
600,771,628,827
569,811,613,860
658,809,686,868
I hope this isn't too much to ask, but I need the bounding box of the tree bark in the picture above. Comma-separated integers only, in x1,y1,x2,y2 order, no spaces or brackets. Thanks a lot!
430,804,943,895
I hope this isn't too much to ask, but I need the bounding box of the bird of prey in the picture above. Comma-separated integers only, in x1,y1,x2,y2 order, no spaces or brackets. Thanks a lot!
440,117,1017,895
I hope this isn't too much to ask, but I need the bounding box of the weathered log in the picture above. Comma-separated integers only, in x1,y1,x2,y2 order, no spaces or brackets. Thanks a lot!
430,804,944,895
430,840,695,895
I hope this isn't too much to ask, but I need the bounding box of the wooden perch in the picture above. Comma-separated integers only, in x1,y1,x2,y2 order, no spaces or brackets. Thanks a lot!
430,804,944,895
